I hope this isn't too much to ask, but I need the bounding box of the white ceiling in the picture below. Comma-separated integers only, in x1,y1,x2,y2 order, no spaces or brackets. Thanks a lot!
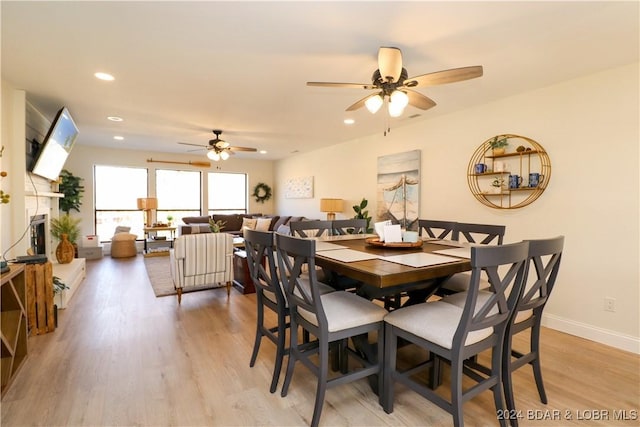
2,1,638,161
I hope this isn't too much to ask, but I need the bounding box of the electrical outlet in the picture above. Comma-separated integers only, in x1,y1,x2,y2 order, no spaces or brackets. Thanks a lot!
604,297,616,312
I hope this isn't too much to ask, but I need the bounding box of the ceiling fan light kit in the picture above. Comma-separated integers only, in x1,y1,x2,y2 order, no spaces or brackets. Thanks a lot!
308,46,483,120
178,129,257,161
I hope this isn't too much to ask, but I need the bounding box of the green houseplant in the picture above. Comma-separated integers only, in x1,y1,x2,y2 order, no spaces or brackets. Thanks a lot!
209,218,226,233
58,169,84,214
489,136,509,155
50,214,81,245
352,198,373,233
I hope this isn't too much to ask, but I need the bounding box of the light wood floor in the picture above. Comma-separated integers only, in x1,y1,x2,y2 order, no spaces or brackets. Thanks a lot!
1,256,638,426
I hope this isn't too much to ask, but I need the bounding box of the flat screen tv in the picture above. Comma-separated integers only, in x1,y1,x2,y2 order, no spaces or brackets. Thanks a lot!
31,106,79,181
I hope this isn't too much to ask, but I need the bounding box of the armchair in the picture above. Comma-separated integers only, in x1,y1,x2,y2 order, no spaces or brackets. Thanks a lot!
170,233,234,304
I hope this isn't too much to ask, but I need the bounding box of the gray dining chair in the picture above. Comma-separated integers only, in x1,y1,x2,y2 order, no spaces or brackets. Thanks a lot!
418,219,457,240
382,241,530,427
441,236,564,427
332,218,367,235
244,229,288,393
289,220,333,238
275,233,387,427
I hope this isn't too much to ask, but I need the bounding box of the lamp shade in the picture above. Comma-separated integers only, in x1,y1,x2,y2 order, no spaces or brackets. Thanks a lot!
136,197,158,210
320,198,343,213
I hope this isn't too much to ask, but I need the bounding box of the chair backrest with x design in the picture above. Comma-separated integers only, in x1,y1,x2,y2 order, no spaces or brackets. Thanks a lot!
244,229,282,305
289,220,333,238
454,222,506,245
332,219,367,235
418,219,457,239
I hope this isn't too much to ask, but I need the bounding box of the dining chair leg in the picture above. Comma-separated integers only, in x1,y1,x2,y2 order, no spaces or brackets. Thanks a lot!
311,338,330,427
382,323,397,414
491,345,508,427
270,311,287,393
451,359,464,427
531,322,548,404
281,318,298,398
502,331,518,427
249,301,264,368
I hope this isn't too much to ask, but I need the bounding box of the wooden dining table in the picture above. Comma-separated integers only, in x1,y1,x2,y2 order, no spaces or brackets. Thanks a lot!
313,236,472,298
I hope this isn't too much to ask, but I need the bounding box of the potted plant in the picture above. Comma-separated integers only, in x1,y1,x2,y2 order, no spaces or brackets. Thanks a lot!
52,276,69,327
489,136,509,156
166,215,174,226
490,177,505,194
50,214,81,263
58,169,84,214
352,198,373,233
209,218,226,233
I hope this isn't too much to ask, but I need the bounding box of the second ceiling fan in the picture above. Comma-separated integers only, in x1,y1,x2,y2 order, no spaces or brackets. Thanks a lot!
307,46,483,117
178,130,257,161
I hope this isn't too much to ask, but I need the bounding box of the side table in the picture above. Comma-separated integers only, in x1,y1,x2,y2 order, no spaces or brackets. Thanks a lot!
232,250,255,294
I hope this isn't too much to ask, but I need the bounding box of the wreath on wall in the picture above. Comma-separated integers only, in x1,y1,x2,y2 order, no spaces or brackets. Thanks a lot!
252,182,272,203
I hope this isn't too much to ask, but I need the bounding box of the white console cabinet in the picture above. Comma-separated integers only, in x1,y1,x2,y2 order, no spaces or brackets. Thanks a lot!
52,258,86,309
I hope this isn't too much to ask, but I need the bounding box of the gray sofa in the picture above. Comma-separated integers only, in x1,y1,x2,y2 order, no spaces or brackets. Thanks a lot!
179,214,307,236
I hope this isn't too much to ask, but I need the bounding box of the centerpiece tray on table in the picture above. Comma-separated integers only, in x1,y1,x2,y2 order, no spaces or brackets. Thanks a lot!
365,237,423,249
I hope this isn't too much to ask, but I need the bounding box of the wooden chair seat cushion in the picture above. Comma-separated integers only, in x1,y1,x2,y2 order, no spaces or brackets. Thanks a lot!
298,291,387,332
384,301,493,349
440,272,490,292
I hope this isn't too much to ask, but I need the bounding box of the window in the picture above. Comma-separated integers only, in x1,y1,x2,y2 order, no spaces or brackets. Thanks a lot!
95,165,148,240
155,169,201,223
208,172,247,214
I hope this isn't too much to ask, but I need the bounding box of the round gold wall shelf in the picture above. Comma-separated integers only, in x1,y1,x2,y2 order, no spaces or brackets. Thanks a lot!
468,134,551,209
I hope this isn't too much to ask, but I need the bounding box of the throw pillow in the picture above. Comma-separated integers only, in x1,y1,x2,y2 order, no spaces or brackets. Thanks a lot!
241,217,257,230
276,224,291,235
114,226,131,234
255,217,272,232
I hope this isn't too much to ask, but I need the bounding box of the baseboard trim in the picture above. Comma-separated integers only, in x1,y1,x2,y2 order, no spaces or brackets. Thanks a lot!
543,313,640,354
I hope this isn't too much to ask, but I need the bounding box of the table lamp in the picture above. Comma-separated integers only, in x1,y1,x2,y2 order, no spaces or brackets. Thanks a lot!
137,197,158,227
320,198,343,221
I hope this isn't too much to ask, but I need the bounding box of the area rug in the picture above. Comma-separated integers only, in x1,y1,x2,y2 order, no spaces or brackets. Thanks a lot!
143,256,222,298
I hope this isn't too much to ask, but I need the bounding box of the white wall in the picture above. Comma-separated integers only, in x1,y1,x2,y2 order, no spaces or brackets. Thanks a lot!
63,144,276,239
275,63,640,353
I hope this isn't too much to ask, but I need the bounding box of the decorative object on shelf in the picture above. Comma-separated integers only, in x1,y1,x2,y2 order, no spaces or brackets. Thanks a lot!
209,218,226,233
491,177,505,193
252,182,272,203
467,134,551,209
58,169,84,214
489,136,509,156
352,198,374,233
319,198,343,220
166,215,174,226
55,234,75,264
50,214,81,255
137,197,158,227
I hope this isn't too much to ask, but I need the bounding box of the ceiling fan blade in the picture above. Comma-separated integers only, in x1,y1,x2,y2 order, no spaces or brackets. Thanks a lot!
228,146,257,152
178,142,208,148
378,47,403,83
307,82,377,90
345,93,381,112
405,89,437,110
405,65,483,88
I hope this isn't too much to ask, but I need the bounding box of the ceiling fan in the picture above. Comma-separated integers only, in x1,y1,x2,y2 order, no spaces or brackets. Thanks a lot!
178,130,257,161
307,46,483,118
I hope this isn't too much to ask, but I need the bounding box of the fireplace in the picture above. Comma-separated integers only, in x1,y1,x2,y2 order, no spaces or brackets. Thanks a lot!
30,214,47,255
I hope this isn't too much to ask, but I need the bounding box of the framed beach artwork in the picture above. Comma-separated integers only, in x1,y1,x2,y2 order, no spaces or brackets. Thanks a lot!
376,150,421,230
284,176,314,199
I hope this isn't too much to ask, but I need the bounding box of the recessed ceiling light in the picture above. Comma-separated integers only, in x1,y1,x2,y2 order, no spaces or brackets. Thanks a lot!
113,136,124,140
94,72,115,81
259,150,267,154
343,118,355,125
107,116,123,122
